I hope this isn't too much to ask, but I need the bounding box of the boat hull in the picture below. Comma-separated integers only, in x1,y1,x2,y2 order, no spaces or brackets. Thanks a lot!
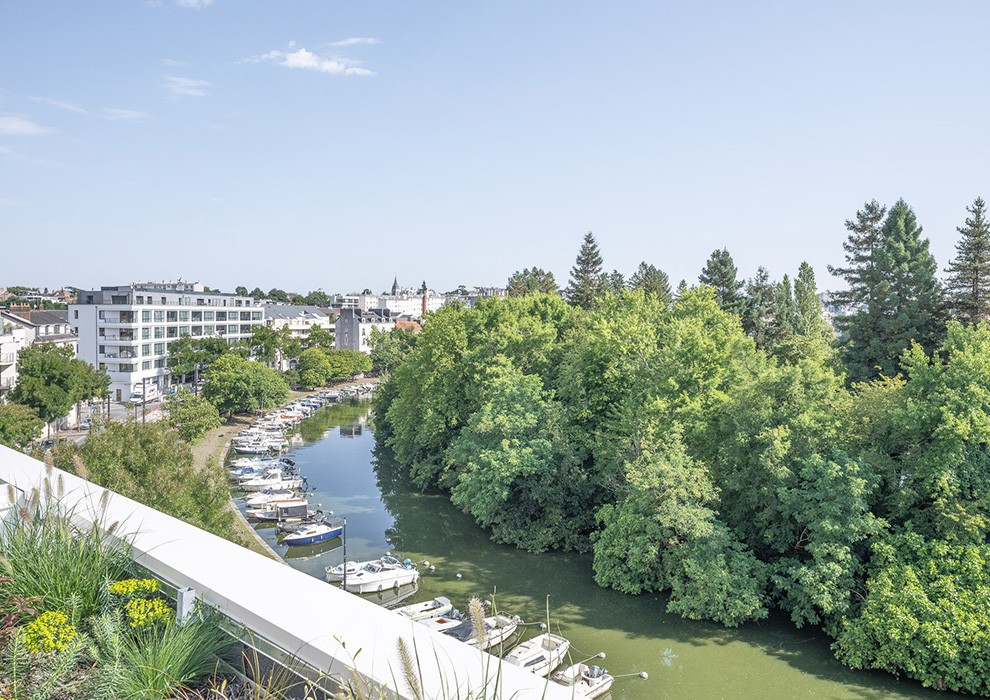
283,524,343,546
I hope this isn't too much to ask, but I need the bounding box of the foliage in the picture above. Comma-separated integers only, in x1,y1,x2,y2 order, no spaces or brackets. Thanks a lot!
507,267,558,297
698,247,744,314
20,611,77,653
945,197,990,324
834,533,990,695
202,353,289,415
0,402,44,449
123,598,172,629
368,325,418,373
628,261,672,306
326,348,372,381
564,231,607,309
79,420,235,537
295,347,330,388
303,324,334,353
164,389,222,444
0,487,131,625
167,336,229,378
0,628,88,700
0,578,40,646
245,324,282,366
107,578,159,599
10,344,109,426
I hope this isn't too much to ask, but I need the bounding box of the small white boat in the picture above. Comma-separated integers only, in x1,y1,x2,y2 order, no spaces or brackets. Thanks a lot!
245,498,311,521
325,555,401,583
396,597,453,623
243,488,297,506
439,613,522,651
240,469,305,492
505,634,570,677
281,518,344,546
342,557,420,593
551,663,614,699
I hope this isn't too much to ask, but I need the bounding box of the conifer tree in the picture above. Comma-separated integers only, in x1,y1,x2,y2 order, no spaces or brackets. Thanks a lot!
629,261,672,307
608,270,626,294
793,262,832,340
742,267,775,348
833,199,944,382
828,200,886,310
945,197,990,324
699,248,744,314
565,232,607,309
766,274,797,348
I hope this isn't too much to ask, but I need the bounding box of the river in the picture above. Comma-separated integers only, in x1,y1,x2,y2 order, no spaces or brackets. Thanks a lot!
238,400,953,700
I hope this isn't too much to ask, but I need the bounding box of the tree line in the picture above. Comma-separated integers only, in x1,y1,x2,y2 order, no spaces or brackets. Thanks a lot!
375,196,990,695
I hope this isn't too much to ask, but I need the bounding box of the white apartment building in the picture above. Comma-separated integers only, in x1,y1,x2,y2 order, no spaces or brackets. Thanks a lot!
71,283,266,403
263,304,336,370
0,310,79,401
0,320,29,399
335,308,396,354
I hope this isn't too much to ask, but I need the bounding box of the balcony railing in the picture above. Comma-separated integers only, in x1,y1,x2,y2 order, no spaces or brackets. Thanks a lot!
0,450,569,700
0,353,16,365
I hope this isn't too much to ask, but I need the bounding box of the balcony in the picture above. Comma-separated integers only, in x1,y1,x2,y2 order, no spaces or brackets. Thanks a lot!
0,352,15,366
0,449,567,700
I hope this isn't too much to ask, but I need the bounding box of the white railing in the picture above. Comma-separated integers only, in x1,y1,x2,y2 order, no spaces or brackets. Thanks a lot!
0,447,570,700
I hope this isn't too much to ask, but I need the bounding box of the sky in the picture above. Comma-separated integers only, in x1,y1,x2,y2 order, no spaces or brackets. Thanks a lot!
2,1,990,296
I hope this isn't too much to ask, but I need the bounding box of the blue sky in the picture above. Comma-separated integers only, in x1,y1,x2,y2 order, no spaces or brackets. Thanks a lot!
2,1,989,295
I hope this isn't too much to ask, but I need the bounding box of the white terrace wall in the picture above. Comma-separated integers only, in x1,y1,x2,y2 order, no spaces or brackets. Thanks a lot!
0,446,571,700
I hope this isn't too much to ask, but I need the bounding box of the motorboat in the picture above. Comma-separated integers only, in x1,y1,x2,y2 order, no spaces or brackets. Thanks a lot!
395,596,453,623
245,498,312,522
505,634,570,677
341,557,420,593
551,663,614,699
242,488,297,506
239,469,305,492
325,555,401,583
281,517,344,546
427,612,521,651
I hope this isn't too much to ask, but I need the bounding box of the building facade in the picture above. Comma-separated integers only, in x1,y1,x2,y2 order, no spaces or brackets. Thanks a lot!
71,283,265,402
0,310,79,401
263,304,337,370
334,308,396,354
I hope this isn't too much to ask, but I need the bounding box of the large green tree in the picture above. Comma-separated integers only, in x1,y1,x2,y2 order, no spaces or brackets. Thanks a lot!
698,248,744,314
628,261,672,307
565,232,607,310
202,354,289,415
793,262,832,341
368,326,418,373
164,389,223,444
832,199,945,382
945,197,990,324
507,268,558,297
11,344,108,429
297,347,332,388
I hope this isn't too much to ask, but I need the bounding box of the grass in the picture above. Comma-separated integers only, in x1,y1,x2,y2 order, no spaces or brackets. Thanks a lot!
0,475,131,626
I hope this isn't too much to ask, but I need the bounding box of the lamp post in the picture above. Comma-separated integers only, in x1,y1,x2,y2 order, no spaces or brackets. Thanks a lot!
341,517,348,592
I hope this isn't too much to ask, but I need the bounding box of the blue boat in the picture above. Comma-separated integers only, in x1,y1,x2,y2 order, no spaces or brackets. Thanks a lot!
282,517,344,546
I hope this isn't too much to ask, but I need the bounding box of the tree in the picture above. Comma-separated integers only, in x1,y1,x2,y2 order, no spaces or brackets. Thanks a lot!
628,262,671,307
835,199,945,382
304,290,330,307
249,287,266,300
698,248,744,314
742,267,775,348
297,347,332,388
234,286,249,297
267,288,289,303
507,268,558,297
369,326,418,373
304,324,334,353
167,336,229,379
326,349,372,381
828,199,886,308
607,270,625,294
0,402,44,448
164,389,222,444
11,344,108,430
565,232,607,310
793,262,832,341
202,354,289,415
945,197,990,324
247,325,282,366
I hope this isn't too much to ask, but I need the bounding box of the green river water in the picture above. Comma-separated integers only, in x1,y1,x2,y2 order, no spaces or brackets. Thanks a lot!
238,401,957,700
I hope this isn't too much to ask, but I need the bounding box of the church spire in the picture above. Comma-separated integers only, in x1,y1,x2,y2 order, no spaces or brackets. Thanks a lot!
391,276,399,296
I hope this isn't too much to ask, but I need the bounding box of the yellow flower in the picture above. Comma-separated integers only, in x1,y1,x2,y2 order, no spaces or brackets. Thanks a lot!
108,578,160,598
124,597,172,629
21,611,78,653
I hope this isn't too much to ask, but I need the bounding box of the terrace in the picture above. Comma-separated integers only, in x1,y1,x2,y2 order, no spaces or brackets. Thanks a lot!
0,446,570,699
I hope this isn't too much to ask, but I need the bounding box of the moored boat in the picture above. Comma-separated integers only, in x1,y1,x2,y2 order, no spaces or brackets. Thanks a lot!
434,613,522,651
504,633,570,677
396,596,453,623
281,517,344,546
341,557,419,593
551,662,614,699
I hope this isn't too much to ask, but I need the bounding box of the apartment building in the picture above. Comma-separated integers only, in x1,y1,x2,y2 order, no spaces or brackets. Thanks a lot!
334,308,396,354
71,283,265,403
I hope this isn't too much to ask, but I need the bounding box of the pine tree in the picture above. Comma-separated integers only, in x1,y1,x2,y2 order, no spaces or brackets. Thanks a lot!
742,267,775,348
828,200,886,311
608,269,626,294
945,197,990,324
836,199,945,382
699,248,744,314
793,262,832,341
629,261,672,307
565,232,607,310
507,268,558,297
766,274,797,348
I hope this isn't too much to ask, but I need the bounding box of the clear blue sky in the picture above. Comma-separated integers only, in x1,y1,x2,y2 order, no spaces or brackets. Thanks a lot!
2,1,988,295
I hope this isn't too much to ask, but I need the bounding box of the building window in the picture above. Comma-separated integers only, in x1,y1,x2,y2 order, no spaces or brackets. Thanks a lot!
142,310,151,322
204,311,214,321
98,345,105,354
216,312,227,322
142,344,151,356
73,310,78,319
179,326,190,336
166,327,178,338
240,311,251,321
142,361,151,370
166,311,177,323
161,297,166,305
179,311,189,322
136,296,144,304
98,310,105,320
141,328,150,340
252,311,263,320
154,327,164,339
191,311,202,322
154,342,165,354
154,310,164,322
228,324,238,333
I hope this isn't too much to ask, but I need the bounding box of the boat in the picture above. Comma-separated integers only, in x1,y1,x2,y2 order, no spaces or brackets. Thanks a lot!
239,469,305,492
325,555,402,583
504,634,570,677
427,612,522,651
395,596,453,623
242,488,297,506
551,663,614,699
245,498,313,522
341,557,420,593
281,517,344,546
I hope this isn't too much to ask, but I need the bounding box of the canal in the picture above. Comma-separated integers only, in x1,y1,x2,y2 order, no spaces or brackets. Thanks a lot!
239,400,953,700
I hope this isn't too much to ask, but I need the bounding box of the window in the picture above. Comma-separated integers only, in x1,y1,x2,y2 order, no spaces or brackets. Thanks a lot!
142,344,151,356
111,295,127,304
227,324,238,333
141,328,150,340
161,297,166,305
240,311,251,321
252,311,262,320
216,311,227,322
166,311,177,322
142,361,151,370
154,327,164,339
240,324,252,334
98,345,105,354
86,295,94,304
155,358,166,368
98,328,105,337
179,326,190,335
204,311,214,321
142,310,151,322
73,310,78,319
98,310,105,320
119,363,136,373
179,310,189,322
153,310,164,322
98,362,106,370
191,325,202,337
136,296,144,304
166,326,178,338
191,311,202,322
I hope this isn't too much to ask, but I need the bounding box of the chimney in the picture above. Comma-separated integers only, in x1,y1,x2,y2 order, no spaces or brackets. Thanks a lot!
422,289,428,318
